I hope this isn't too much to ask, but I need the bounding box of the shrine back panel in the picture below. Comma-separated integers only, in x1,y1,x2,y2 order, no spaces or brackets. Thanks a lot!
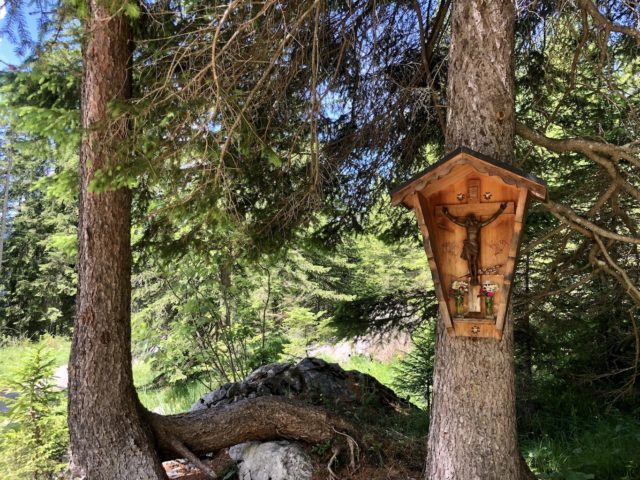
392,149,546,340
420,171,521,338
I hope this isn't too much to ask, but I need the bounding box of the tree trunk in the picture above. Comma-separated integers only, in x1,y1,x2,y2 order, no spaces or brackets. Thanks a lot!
518,254,536,428
424,1,528,479
65,4,364,477
67,2,166,478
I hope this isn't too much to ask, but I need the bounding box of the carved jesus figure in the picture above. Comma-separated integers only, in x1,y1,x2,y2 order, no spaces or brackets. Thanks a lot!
442,202,507,285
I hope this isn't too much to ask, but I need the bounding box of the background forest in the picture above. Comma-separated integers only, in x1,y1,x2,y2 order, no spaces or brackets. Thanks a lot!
0,1,639,479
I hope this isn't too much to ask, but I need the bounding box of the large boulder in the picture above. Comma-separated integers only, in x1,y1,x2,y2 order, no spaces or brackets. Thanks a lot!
188,358,420,480
190,357,407,414
229,441,313,480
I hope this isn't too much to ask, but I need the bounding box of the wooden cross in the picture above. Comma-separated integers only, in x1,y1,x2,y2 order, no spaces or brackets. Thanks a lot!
435,179,514,312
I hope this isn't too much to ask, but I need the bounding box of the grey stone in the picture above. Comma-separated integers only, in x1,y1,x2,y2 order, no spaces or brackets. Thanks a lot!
256,383,271,396
245,362,290,383
226,383,240,398
229,441,313,480
53,364,68,389
0,391,18,414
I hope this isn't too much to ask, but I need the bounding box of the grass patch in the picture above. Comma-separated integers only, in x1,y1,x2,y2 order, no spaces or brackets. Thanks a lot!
522,410,640,480
132,357,211,414
137,381,210,414
312,353,404,393
339,355,400,388
132,358,157,388
336,354,425,408
0,335,70,372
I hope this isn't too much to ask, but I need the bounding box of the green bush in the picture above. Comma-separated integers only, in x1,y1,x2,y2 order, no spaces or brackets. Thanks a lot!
0,345,69,479
392,323,435,409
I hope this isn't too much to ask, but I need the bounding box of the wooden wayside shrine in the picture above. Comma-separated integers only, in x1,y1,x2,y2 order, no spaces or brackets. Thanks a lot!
391,147,547,340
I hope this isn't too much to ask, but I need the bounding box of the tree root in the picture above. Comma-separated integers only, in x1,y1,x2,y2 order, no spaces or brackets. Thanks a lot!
333,428,360,472
146,409,218,478
327,446,340,480
326,428,361,479
166,437,217,479
145,396,360,470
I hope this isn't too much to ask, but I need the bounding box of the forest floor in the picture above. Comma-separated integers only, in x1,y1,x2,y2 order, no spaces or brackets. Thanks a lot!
161,442,425,480
163,452,233,479
1,337,640,479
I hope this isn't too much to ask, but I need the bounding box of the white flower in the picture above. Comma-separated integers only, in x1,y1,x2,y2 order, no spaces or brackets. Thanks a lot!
451,280,469,294
482,282,497,293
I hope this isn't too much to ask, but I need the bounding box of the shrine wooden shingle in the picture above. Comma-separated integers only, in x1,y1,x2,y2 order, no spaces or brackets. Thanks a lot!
391,147,547,340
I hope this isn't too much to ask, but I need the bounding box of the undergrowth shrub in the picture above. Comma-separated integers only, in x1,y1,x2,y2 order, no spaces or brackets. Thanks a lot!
522,407,640,480
0,345,68,479
392,323,435,409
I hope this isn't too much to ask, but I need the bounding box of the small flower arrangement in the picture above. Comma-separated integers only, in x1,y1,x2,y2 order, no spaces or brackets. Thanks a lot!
479,283,497,298
479,283,497,316
449,280,469,315
449,280,469,299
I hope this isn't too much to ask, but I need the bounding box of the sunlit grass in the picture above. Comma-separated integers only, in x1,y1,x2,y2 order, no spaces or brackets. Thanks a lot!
137,381,210,414
132,357,210,414
132,358,156,388
340,354,400,387
312,353,403,391
0,335,70,373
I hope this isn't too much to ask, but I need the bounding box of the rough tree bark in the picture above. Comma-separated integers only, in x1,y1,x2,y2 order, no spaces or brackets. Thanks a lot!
424,1,531,479
68,2,166,478
147,396,358,461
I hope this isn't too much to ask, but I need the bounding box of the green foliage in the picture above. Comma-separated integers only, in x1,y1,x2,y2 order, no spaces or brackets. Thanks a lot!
131,250,274,387
0,345,68,479
283,307,332,357
522,410,640,480
0,36,80,337
130,229,430,393
392,323,435,409
512,0,640,414
123,2,141,19
248,334,289,372
331,234,436,338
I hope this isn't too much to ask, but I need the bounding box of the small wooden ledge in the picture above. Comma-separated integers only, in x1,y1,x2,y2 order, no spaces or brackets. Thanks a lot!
452,318,501,339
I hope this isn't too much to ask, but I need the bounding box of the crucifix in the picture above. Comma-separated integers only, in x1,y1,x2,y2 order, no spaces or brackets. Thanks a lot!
442,202,507,285
391,148,548,338
436,179,512,312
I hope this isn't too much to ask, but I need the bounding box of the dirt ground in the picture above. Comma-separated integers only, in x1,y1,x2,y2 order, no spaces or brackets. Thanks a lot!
164,448,424,480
